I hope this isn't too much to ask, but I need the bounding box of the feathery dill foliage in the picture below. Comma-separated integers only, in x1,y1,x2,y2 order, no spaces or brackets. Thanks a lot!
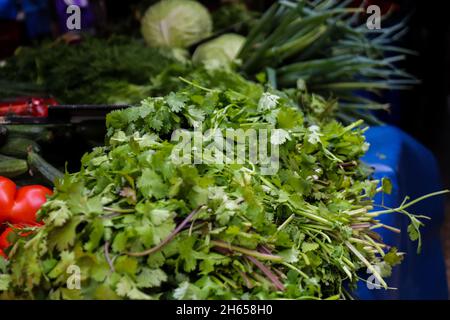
0,36,189,104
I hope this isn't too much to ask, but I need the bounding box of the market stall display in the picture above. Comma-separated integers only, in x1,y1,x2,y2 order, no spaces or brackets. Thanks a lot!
0,0,447,300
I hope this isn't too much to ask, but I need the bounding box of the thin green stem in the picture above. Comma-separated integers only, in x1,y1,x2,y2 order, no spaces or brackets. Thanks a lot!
210,240,283,262
369,190,449,216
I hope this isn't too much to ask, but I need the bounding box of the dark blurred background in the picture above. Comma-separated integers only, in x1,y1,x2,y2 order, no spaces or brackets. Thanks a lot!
395,0,449,191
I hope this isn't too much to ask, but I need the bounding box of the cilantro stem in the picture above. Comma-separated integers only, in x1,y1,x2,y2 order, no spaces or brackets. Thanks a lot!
368,190,449,216
246,255,285,291
210,240,283,262
178,77,214,92
282,262,309,279
127,206,206,257
301,226,332,243
268,214,295,241
342,119,364,133
104,241,115,273
291,205,334,227
341,256,355,269
236,268,254,289
260,176,334,227
101,212,123,219
369,223,401,233
345,207,369,216
276,214,295,233
103,207,135,213
350,223,371,229
345,241,387,289
363,234,386,256
342,265,353,280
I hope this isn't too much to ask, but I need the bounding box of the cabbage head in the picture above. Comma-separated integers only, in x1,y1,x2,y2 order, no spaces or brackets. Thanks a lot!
192,33,246,69
141,0,213,48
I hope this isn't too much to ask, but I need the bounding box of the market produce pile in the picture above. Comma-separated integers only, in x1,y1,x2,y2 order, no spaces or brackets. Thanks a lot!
0,36,189,104
237,0,418,124
0,0,415,121
0,70,440,299
0,0,445,300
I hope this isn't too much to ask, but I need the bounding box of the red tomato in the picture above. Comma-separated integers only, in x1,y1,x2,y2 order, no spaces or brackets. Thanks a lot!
0,177,16,223
0,249,6,259
0,176,53,225
8,185,53,224
0,227,13,249
0,225,31,250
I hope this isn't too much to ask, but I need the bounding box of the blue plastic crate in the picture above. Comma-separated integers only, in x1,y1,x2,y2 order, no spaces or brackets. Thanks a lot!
355,125,447,299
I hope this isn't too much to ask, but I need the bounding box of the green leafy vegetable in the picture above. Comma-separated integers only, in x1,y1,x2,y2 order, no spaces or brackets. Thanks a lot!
238,0,419,123
141,0,212,48
0,36,189,104
193,34,246,70
3,72,441,300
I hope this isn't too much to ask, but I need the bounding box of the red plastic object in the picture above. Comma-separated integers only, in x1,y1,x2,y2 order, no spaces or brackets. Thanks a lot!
0,97,58,118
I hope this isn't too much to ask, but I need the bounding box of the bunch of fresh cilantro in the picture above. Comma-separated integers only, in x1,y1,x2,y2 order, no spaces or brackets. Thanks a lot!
0,70,430,300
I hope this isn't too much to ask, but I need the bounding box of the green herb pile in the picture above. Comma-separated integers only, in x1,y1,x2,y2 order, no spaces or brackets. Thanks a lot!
0,36,189,104
1,71,436,300
211,1,258,33
0,0,441,301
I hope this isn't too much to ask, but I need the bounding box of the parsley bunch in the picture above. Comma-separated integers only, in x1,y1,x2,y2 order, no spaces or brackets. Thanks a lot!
0,71,439,300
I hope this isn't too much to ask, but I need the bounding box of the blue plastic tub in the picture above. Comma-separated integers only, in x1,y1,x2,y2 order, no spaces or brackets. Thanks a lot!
355,125,447,299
